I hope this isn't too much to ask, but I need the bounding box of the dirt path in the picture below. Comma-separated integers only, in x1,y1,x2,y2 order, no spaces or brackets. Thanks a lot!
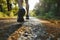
0,17,60,40
40,19,60,40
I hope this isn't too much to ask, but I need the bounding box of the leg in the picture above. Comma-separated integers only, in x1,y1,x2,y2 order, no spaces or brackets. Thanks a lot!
17,0,25,22
17,8,25,22
25,0,29,19
18,0,23,9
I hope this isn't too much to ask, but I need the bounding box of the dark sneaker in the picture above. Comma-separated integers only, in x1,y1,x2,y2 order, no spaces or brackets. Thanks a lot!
17,8,25,23
17,18,24,22
26,15,29,19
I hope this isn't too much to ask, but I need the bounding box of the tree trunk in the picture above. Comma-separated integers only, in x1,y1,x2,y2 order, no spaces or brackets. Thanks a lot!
55,0,60,17
6,0,12,11
0,4,3,12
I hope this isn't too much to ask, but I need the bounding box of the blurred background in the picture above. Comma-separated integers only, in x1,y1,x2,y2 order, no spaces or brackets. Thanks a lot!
0,0,60,20
0,0,60,40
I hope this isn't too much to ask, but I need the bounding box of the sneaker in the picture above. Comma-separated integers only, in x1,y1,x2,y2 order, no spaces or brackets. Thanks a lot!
26,15,29,19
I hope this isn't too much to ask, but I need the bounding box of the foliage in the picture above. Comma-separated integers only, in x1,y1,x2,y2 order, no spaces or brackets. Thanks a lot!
0,0,18,18
33,0,60,20
30,10,36,17
0,12,8,18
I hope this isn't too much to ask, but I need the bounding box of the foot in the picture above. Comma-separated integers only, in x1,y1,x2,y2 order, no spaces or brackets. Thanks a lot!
26,15,29,19
17,18,24,22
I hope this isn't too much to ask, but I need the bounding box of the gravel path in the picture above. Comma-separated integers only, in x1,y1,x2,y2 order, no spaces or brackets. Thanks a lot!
0,17,59,40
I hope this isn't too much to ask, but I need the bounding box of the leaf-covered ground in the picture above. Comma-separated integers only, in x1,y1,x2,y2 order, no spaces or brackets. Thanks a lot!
40,19,60,40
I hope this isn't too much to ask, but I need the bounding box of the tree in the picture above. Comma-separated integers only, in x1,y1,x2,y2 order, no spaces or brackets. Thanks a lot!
6,0,12,11
0,5,3,12
33,0,60,19
55,0,60,17
0,0,3,12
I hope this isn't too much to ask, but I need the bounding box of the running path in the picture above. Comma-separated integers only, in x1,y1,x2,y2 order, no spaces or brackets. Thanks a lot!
0,17,55,40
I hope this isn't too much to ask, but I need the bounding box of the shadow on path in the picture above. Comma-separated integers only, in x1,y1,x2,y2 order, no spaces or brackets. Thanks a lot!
0,22,23,40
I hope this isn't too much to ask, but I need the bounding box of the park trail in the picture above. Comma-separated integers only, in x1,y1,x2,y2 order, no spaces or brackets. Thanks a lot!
0,17,60,40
